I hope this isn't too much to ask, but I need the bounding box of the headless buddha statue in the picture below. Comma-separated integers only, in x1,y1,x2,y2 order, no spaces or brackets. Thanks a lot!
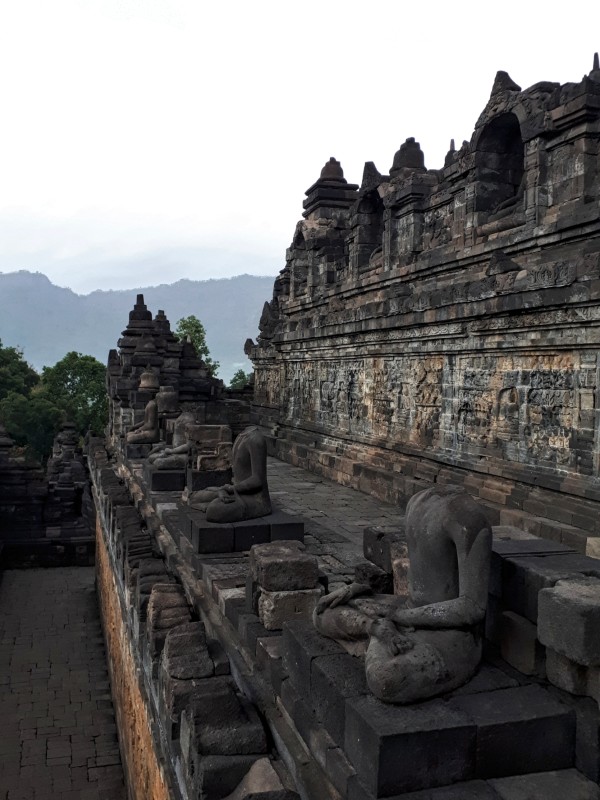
126,398,159,445
186,426,271,523
147,411,195,470
314,485,491,704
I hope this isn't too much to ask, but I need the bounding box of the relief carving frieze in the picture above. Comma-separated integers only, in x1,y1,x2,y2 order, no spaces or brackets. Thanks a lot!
249,64,600,494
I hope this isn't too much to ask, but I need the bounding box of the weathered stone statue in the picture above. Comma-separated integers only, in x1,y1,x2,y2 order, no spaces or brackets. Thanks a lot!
147,411,195,469
186,426,271,523
314,486,491,704
126,398,159,444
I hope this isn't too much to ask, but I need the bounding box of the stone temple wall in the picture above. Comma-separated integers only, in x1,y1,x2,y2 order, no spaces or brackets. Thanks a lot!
247,61,600,553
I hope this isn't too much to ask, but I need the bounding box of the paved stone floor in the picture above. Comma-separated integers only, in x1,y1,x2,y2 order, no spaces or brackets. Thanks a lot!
267,456,405,548
0,568,126,800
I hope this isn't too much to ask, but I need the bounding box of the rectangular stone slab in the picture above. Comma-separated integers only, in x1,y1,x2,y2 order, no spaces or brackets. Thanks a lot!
282,620,345,699
232,518,271,551
186,467,232,492
538,577,600,666
268,510,305,542
489,768,600,800
344,695,476,796
500,554,600,622
190,518,234,554
144,467,186,492
448,685,575,778
310,653,369,746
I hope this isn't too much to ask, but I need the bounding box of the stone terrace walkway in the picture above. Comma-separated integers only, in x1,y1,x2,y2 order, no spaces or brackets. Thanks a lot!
0,568,126,800
267,456,406,545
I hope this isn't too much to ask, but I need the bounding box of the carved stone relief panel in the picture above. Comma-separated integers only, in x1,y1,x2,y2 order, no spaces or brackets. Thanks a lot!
422,203,452,249
443,353,586,472
523,359,576,469
449,356,498,451
254,368,282,408
283,362,316,422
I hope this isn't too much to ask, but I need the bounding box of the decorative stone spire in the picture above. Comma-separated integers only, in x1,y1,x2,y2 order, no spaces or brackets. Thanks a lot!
444,139,457,167
360,161,384,194
594,52,599,71
319,157,346,182
128,294,152,323
490,71,521,97
390,138,426,177
302,157,359,219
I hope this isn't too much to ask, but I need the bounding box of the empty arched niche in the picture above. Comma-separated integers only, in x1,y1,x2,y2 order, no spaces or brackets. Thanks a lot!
291,228,309,298
474,112,525,213
353,190,385,273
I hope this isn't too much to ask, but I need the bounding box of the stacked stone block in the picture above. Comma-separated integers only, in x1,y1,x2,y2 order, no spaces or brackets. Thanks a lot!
539,577,600,705
248,541,322,630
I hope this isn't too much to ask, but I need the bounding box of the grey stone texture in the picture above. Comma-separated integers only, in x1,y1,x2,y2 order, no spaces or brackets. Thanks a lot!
489,768,600,799
248,61,600,556
87,421,600,799
258,587,323,631
538,577,600,666
0,422,96,567
250,541,319,591
0,568,126,799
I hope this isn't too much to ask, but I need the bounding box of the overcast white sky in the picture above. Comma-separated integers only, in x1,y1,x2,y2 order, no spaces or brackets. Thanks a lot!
0,0,598,294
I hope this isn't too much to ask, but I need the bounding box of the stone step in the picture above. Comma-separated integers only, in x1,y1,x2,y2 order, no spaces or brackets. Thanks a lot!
387,768,600,799
281,622,577,798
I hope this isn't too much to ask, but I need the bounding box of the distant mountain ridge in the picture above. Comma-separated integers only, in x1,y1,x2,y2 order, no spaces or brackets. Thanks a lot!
0,271,275,383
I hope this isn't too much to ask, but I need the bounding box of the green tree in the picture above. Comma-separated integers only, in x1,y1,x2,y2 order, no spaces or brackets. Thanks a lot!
0,391,63,461
229,369,252,390
39,352,108,436
0,339,39,401
174,315,220,377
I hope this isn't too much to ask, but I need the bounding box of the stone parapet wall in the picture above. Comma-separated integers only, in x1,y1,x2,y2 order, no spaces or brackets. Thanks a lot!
248,62,600,550
88,441,303,800
95,512,172,800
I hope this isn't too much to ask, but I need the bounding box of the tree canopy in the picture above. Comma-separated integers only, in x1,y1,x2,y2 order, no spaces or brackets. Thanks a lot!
0,339,39,402
0,391,63,459
0,344,107,461
39,352,108,436
229,369,252,390
175,315,220,377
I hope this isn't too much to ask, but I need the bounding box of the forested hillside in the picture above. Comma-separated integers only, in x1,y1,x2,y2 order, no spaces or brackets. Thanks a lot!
0,271,274,382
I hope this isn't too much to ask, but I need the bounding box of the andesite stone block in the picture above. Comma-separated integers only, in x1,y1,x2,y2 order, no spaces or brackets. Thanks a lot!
197,754,263,799
144,465,186,492
249,540,318,591
258,587,323,631
310,653,369,746
233,518,271,551
538,577,600,667
282,620,345,699
344,694,476,796
180,677,267,765
191,517,234,554
161,621,213,680
501,554,600,622
448,685,575,779
396,780,501,799
268,509,305,542
546,648,589,696
489,768,600,800
500,610,545,677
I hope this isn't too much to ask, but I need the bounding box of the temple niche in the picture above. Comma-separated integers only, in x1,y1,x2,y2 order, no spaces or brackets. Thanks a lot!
248,59,600,550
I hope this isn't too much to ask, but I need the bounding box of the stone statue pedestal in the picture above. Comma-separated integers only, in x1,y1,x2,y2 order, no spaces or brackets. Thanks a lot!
126,443,154,460
186,467,232,492
177,503,304,554
143,464,186,492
